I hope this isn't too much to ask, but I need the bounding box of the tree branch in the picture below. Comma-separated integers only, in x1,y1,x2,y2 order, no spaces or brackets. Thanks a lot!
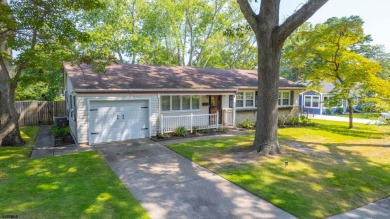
276,0,328,43
237,0,258,31
14,28,37,81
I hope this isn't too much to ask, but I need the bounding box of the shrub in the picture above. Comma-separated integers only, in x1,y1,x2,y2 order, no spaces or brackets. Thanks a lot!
51,126,71,137
216,127,224,132
335,107,344,115
174,126,188,137
192,126,199,134
298,115,312,126
157,132,169,139
239,119,254,129
325,108,332,115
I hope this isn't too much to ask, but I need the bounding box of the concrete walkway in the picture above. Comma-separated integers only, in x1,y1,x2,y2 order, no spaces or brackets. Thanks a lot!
30,125,93,159
311,115,381,124
94,139,296,219
328,197,390,219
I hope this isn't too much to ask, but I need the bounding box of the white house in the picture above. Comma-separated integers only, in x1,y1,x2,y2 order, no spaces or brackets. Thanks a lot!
63,63,305,145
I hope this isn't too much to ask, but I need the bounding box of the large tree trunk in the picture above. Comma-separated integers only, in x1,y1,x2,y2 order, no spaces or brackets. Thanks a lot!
254,33,283,155
0,75,25,146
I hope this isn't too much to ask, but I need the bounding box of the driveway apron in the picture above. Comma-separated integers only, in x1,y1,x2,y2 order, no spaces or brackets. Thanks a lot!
94,139,295,219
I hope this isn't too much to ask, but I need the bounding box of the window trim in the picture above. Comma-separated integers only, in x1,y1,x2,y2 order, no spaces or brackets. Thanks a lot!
161,95,201,112
304,95,320,108
236,91,256,108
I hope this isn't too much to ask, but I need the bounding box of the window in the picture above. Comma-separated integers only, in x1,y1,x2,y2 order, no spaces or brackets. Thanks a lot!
245,92,254,107
192,96,200,110
236,92,244,107
278,91,290,106
161,95,201,111
172,96,181,110
161,96,170,111
182,95,191,110
304,95,320,108
236,91,255,108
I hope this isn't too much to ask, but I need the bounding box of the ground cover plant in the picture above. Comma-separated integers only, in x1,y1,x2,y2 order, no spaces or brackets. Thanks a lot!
0,148,149,218
168,120,390,218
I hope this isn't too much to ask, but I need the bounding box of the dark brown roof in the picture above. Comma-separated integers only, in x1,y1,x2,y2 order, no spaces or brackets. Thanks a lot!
64,63,305,90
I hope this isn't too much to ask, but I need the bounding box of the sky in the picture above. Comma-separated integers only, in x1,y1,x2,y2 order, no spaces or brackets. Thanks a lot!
279,0,390,52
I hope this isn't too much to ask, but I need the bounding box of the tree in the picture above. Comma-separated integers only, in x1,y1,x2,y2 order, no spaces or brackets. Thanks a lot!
0,0,104,146
236,0,329,155
291,16,382,129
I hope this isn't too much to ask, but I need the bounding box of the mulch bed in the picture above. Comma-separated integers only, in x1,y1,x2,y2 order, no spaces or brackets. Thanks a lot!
54,135,75,147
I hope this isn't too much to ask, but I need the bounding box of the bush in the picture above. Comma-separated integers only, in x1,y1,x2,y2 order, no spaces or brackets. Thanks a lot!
239,119,254,129
51,126,70,137
298,116,312,126
325,108,332,115
335,107,344,115
157,132,169,139
174,126,188,137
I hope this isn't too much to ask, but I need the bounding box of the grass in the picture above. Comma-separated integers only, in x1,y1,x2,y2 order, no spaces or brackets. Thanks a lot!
0,148,150,219
338,113,380,120
168,120,390,218
19,126,40,145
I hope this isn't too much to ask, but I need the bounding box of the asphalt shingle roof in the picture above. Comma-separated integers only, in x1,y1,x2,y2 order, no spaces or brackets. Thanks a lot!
64,63,305,90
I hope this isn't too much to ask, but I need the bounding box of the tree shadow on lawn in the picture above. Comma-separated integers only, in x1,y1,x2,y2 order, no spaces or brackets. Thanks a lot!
0,148,147,218
306,122,389,139
201,136,390,219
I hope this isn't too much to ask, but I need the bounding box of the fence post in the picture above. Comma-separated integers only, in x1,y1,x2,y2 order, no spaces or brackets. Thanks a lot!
160,114,164,134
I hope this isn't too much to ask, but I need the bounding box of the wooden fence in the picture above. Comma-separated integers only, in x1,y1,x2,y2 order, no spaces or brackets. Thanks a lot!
15,101,66,126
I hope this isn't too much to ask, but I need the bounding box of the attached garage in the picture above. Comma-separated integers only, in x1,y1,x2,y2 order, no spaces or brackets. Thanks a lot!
88,100,150,144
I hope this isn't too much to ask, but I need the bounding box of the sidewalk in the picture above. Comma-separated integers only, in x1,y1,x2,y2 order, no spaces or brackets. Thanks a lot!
30,125,93,159
328,197,390,219
311,115,381,124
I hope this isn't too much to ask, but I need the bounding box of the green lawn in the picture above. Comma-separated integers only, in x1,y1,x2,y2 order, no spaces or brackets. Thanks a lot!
19,126,40,145
0,148,150,219
168,120,390,219
339,113,380,120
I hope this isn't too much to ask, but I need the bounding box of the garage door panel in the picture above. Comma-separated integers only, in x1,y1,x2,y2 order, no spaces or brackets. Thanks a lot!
89,100,149,144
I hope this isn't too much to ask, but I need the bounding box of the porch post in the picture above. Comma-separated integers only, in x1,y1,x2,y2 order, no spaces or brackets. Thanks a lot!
232,94,236,127
160,114,164,134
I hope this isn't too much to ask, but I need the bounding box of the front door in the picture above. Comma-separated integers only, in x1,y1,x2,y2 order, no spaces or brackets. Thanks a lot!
209,95,222,124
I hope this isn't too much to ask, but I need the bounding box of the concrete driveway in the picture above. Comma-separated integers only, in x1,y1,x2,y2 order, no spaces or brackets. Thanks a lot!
94,139,295,219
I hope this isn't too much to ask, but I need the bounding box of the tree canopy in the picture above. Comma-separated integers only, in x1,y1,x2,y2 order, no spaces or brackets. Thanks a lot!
282,16,389,128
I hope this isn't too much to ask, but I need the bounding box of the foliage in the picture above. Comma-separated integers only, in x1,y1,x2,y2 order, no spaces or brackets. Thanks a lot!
51,126,71,138
298,116,312,126
157,132,169,139
325,108,332,115
238,119,254,129
284,16,386,127
174,126,188,137
77,0,257,69
0,148,150,218
335,107,344,115
168,119,390,218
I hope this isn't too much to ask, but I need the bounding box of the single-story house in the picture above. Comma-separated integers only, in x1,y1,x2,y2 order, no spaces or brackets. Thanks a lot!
298,81,349,115
63,63,305,145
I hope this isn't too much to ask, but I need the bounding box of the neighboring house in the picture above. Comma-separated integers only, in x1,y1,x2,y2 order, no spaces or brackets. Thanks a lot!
63,63,305,145
298,81,349,115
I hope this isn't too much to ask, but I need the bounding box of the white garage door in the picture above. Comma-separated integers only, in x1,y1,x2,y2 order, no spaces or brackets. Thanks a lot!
89,100,149,144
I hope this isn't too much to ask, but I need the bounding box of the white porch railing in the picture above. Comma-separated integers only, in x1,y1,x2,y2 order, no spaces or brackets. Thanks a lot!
160,113,219,134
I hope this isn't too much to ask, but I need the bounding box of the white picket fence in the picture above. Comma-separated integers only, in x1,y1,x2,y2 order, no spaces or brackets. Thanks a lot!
160,113,219,134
